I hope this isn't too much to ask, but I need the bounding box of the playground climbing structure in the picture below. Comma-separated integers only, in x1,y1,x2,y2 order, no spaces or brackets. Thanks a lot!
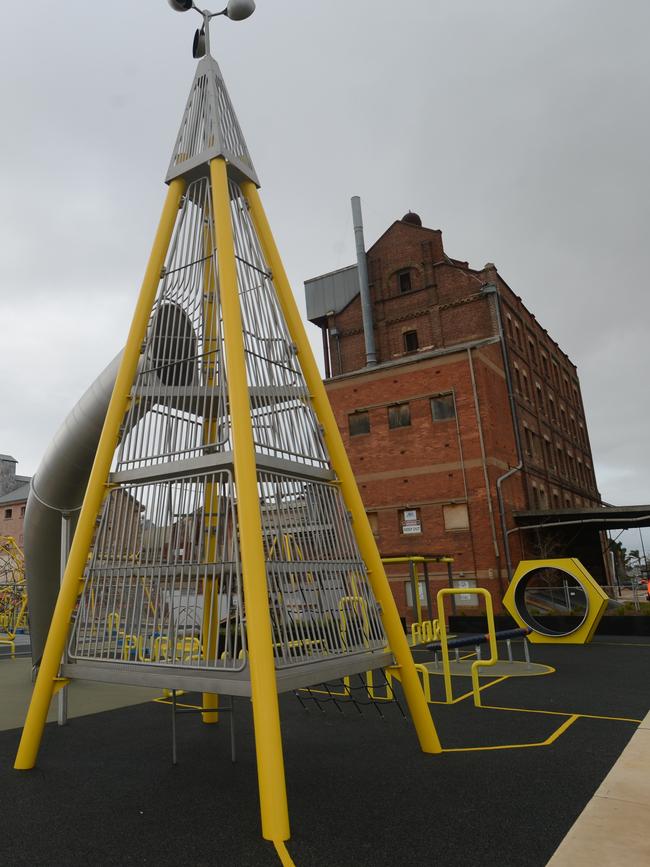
0,536,28,655
15,14,440,853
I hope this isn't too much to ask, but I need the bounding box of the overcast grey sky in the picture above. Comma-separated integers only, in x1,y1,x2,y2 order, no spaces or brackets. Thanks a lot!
1,1,648,548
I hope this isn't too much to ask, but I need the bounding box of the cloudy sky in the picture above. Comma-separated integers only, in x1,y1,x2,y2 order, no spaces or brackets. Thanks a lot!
1,1,648,548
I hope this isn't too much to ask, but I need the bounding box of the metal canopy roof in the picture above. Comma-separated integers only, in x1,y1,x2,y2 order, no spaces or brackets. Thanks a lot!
513,505,650,531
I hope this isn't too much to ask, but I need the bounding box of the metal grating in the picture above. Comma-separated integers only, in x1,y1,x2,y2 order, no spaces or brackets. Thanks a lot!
69,102,389,687
69,471,245,671
117,176,230,472
229,179,329,469
260,471,386,669
168,56,256,183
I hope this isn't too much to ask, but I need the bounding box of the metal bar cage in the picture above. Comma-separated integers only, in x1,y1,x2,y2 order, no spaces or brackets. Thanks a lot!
67,171,387,684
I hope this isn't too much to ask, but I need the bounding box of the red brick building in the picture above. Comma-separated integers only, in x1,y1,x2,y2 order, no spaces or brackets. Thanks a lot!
305,212,605,620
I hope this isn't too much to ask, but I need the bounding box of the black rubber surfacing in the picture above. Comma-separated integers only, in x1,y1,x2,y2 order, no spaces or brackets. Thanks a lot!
0,638,647,867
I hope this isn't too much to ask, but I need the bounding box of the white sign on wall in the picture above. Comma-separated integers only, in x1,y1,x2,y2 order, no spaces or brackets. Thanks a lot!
455,578,478,607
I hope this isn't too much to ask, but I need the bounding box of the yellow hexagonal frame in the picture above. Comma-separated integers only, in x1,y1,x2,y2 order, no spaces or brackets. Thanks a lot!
503,558,609,644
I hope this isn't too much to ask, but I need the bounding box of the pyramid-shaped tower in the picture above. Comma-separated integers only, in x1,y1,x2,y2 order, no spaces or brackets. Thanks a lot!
16,23,440,853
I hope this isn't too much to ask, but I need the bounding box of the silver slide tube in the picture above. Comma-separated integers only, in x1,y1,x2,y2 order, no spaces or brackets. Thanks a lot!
24,354,121,667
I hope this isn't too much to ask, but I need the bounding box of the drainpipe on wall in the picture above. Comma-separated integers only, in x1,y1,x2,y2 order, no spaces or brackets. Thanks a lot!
466,348,500,563
483,283,524,583
351,196,377,366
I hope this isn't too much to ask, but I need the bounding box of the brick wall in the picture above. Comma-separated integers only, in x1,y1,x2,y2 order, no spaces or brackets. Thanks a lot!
310,216,605,618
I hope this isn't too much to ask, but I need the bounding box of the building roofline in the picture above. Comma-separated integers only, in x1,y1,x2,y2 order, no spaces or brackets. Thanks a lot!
325,335,501,384
304,262,357,287
366,219,442,255
0,482,31,505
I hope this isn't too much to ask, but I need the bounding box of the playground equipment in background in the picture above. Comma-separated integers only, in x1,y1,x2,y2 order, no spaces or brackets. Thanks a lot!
0,537,28,657
15,8,440,863
504,558,609,644
389,587,552,707
382,555,455,626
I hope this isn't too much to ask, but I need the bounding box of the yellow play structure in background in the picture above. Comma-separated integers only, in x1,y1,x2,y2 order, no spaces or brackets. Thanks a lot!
504,558,609,644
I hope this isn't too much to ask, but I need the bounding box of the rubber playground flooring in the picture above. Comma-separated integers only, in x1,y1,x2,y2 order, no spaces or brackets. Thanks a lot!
0,636,647,867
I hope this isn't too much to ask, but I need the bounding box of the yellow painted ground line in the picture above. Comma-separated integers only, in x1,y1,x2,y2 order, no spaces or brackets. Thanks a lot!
154,697,204,711
429,675,510,705
442,714,580,753
595,642,650,648
480,703,642,724
273,840,296,867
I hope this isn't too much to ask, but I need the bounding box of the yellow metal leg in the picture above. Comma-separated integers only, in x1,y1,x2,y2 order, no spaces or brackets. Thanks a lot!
201,578,220,723
210,159,290,841
242,181,441,755
14,178,186,771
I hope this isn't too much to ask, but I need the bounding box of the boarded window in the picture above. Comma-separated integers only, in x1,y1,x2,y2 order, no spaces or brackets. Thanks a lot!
388,403,411,429
348,411,370,436
443,503,469,531
405,580,427,608
403,330,419,352
366,511,379,537
430,393,455,421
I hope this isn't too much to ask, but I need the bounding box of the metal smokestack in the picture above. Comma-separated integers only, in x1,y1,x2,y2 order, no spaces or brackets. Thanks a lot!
351,196,377,366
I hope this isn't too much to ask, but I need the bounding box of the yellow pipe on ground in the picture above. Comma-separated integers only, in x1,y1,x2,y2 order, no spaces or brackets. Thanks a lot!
15,178,186,770
242,180,441,755
210,159,290,841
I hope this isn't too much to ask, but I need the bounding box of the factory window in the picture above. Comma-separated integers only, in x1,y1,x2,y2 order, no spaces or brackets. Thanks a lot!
366,511,379,537
536,383,545,414
528,337,537,366
403,330,419,353
541,353,549,376
443,503,469,531
430,393,455,421
525,426,534,456
20,506,25,518
348,410,370,436
560,406,567,431
544,437,553,467
532,485,540,509
4,509,12,519
398,270,412,293
388,403,411,429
